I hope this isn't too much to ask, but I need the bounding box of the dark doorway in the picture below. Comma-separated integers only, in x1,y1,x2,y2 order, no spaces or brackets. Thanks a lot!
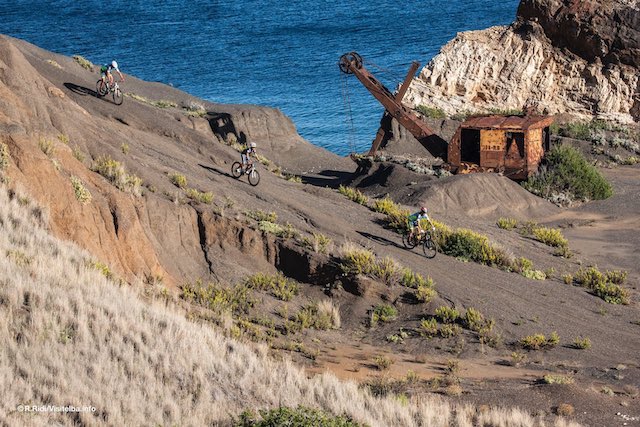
461,129,481,164
506,132,526,158
543,127,550,152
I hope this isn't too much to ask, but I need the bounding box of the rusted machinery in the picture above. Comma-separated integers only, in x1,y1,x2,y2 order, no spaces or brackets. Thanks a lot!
338,51,553,180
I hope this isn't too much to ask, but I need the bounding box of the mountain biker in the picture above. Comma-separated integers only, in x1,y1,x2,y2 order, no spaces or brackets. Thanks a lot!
407,207,435,242
100,60,125,87
241,142,257,172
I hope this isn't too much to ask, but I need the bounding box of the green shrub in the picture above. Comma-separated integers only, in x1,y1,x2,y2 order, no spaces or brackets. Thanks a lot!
340,246,377,275
543,374,574,385
557,121,592,140
439,324,462,338
57,134,69,145
293,303,336,330
92,155,142,195
520,332,559,350
246,210,277,222
420,318,438,337
236,405,363,427
301,232,331,254
573,336,592,349
244,273,299,301
532,226,569,249
415,280,437,303
169,172,187,188
86,260,113,280
574,266,630,304
38,138,55,157
0,142,9,171
373,355,393,370
151,100,178,108
372,195,396,215
522,145,613,202
435,306,459,324
72,54,93,70
338,185,368,205
372,257,401,285
371,304,398,326
415,105,446,119
497,217,518,230
181,280,255,314
185,188,213,204
70,176,92,204
463,308,494,334
438,227,512,269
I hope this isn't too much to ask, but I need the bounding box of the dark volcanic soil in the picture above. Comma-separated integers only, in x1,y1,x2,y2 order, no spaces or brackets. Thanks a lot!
1,34,639,427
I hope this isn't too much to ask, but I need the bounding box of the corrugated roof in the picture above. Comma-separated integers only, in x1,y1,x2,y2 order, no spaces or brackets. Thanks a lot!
462,115,554,130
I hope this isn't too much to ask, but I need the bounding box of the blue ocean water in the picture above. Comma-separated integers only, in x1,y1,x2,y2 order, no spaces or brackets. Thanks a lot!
1,0,519,155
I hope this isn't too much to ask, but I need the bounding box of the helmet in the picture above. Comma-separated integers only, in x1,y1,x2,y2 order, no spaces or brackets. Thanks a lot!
420,206,427,213
250,142,257,148
111,60,119,69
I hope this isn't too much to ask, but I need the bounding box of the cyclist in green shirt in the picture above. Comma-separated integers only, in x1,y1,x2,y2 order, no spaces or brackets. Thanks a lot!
407,207,434,242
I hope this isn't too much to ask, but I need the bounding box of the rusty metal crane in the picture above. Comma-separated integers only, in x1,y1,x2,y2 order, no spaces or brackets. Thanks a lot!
338,51,553,180
338,52,447,159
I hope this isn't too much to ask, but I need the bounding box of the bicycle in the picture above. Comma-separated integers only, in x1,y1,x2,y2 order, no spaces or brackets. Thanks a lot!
402,228,438,258
231,161,260,186
96,78,124,105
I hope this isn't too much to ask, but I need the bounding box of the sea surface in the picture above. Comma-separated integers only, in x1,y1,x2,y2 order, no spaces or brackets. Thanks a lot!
1,0,519,155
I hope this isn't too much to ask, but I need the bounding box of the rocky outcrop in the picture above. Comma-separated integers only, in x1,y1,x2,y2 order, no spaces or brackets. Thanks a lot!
405,0,640,123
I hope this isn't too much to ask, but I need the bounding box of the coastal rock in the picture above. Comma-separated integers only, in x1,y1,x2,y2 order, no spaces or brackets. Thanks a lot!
405,0,640,123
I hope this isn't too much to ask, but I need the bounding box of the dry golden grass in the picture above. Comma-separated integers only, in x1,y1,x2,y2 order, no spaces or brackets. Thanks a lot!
0,186,581,427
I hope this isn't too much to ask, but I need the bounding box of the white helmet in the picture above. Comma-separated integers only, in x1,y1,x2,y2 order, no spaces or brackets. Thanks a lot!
111,60,119,69
250,142,257,148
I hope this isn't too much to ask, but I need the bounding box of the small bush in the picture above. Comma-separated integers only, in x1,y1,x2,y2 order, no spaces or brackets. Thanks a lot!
573,336,592,349
317,300,341,329
120,143,130,155
556,403,575,417
236,405,363,427
420,318,438,337
522,145,613,202
415,280,437,303
169,172,188,189
372,257,401,285
72,54,93,70
38,138,55,157
181,280,255,314
510,351,527,367
415,105,446,119
57,134,69,145
86,260,113,280
435,306,459,324
152,100,178,108
532,226,569,249
520,332,559,350
496,217,518,230
338,185,368,205
371,304,398,326
92,155,142,195
340,245,377,276
293,303,336,331
303,232,331,254
70,176,92,204
438,227,512,269
574,266,630,304
463,308,491,333
245,273,300,301
185,188,213,204
372,196,397,215
46,59,62,69
439,324,462,338
7,250,33,267
246,210,277,222
373,355,393,370
543,374,574,385
0,142,10,171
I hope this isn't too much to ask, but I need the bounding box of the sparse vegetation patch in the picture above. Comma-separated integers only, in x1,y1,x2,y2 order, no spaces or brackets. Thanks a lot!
573,266,630,304
244,273,299,301
520,332,559,350
522,145,613,204
169,172,188,188
496,217,518,230
236,405,363,427
185,188,213,204
70,176,92,204
415,105,446,119
92,155,142,196
338,185,368,205
72,54,93,70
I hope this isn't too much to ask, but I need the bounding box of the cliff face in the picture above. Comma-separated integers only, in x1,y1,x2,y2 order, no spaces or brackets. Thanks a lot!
405,0,640,123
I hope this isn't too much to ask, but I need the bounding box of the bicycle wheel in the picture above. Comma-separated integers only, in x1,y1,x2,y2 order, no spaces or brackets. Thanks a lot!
402,232,417,249
248,168,260,186
96,80,108,97
231,162,243,178
423,238,437,258
113,87,123,105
